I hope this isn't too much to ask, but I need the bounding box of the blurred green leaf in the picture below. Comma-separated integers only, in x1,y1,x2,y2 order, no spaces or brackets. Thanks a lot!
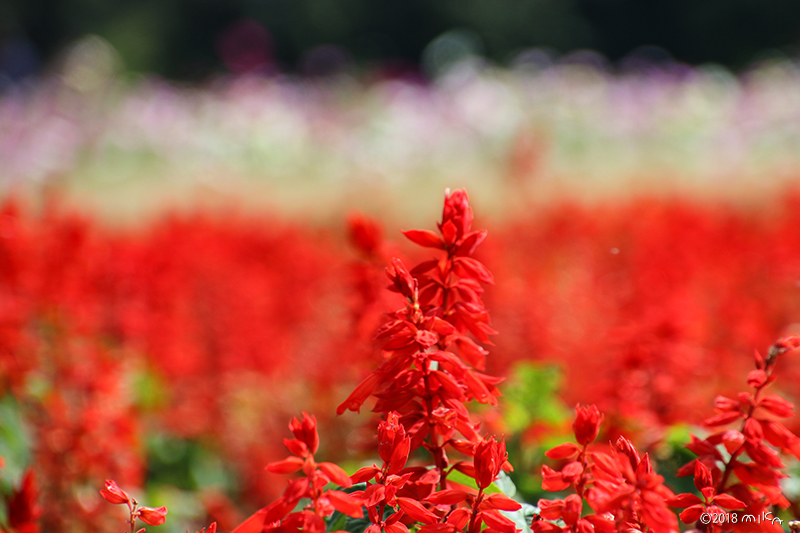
133,369,168,411
0,395,31,490
501,362,569,433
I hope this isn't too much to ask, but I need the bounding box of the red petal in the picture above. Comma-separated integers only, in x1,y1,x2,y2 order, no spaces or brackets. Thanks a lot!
411,259,440,275
326,490,364,518
447,508,470,529
482,493,521,511
351,465,381,484
319,462,353,488
336,372,383,414
386,523,410,533
396,497,438,525
541,465,570,492
711,494,746,510
479,510,516,533
456,230,487,256
283,438,308,457
679,505,705,524
231,509,267,533
747,369,767,388
453,257,494,285
402,230,445,249
545,443,581,460
426,490,468,505
703,411,742,426
720,430,744,454
667,493,702,508
441,220,458,246
759,394,794,418
266,456,304,474
388,436,411,475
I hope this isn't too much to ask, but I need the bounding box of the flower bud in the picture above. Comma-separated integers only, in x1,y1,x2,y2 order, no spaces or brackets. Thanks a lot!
100,480,130,505
289,412,319,455
573,405,603,446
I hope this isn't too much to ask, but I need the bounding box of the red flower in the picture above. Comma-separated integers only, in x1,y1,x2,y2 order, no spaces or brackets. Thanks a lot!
138,506,168,526
7,469,41,533
473,436,511,489
573,405,603,446
669,463,744,525
348,212,383,255
378,412,411,475
440,189,474,242
288,412,319,456
100,479,130,505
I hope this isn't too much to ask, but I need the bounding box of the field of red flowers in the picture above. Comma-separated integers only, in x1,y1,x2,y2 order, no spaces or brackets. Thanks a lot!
2,189,800,533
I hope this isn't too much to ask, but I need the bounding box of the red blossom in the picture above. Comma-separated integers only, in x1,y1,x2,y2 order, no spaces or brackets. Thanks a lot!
138,506,168,526
573,405,603,446
100,479,130,505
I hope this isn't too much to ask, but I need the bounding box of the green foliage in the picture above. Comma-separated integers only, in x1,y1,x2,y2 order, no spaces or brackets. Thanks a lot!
447,469,503,495
501,362,569,434
500,362,570,501
0,395,31,490
146,435,236,492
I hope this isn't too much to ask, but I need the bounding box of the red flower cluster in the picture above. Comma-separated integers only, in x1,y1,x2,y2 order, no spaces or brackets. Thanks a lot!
230,413,361,533
534,404,677,533
3,190,800,532
252,190,520,533
669,335,800,532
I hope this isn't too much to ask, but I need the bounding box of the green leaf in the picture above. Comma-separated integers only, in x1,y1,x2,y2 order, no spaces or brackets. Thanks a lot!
326,510,348,532
0,395,32,489
447,469,502,494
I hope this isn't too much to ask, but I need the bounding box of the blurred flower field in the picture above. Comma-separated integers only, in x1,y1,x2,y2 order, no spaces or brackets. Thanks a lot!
5,55,800,220
3,59,800,533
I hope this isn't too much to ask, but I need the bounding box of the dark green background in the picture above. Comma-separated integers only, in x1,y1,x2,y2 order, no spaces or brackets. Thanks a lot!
3,0,800,80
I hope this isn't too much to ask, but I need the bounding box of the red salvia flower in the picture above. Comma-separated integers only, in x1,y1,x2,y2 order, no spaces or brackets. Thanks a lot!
100,479,131,505
100,479,168,532
534,406,677,533
672,336,800,532
234,412,361,533
138,506,169,526
573,404,603,447
338,189,501,491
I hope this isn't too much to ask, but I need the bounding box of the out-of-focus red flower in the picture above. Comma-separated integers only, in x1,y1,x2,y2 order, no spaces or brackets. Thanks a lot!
348,212,383,255
6,469,41,533
193,523,217,533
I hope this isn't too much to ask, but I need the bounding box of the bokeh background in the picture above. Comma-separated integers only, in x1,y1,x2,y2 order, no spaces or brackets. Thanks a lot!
3,3,800,533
